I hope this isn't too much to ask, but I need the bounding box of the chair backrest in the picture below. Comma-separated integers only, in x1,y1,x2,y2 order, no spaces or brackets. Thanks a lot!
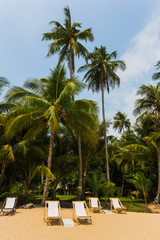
91,198,98,208
48,201,59,217
74,202,87,216
112,199,121,209
5,198,16,209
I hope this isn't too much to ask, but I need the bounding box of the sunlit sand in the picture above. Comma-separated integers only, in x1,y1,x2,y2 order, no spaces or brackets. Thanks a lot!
0,208,160,240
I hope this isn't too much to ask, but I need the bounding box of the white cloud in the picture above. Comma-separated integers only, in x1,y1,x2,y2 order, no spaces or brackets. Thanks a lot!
106,4,160,136
119,5,160,83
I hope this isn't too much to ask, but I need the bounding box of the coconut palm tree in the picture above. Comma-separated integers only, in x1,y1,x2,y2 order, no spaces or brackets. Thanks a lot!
42,7,94,199
131,172,151,203
0,77,9,96
42,6,94,79
113,112,131,133
79,46,126,181
152,60,160,81
0,77,11,114
4,65,98,205
133,83,160,203
0,144,15,188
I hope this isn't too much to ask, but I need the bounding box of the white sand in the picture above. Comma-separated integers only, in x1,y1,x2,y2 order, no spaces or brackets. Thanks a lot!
0,208,160,240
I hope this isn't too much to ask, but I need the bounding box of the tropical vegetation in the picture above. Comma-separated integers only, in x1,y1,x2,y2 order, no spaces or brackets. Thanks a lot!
0,6,160,209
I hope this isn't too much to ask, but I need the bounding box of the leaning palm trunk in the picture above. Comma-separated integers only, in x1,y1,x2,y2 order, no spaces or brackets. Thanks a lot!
101,80,110,182
155,141,160,203
42,129,54,205
78,136,83,199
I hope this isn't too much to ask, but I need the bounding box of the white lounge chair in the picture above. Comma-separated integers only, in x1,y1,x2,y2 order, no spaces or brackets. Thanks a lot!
72,201,92,224
44,201,62,225
89,197,102,212
1,197,18,215
110,198,126,213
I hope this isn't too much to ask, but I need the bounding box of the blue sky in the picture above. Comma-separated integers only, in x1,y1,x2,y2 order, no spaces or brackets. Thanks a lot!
1,0,160,135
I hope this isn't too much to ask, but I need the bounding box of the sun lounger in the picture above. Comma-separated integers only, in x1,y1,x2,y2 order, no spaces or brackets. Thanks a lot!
72,201,92,224
89,197,102,212
1,197,18,215
110,198,126,213
44,201,62,225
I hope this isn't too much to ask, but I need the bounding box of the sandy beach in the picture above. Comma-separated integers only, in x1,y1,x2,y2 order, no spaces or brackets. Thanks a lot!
0,208,160,240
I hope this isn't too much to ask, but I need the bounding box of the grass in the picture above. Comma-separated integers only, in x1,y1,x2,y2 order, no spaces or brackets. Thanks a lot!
119,197,147,212
21,193,76,205
56,195,76,201
100,196,147,212
1,191,149,213
24,194,147,212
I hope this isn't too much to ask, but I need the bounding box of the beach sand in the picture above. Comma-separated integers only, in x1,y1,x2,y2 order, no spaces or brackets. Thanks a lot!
0,208,160,240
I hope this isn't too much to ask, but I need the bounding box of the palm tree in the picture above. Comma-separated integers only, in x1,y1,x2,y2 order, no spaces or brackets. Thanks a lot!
0,77,9,96
5,65,98,205
113,112,131,133
131,172,151,203
0,77,11,114
79,46,126,181
133,83,160,203
42,7,94,199
152,60,160,81
87,173,106,197
42,6,94,79
0,144,15,188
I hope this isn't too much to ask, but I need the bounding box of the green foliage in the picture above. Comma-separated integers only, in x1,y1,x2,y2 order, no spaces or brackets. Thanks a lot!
0,182,24,198
152,60,160,81
86,173,115,198
129,172,152,203
79,46,126,93
113,112,131,133
0,77,9,96
0,9,160,207
42,6,94,73
86,173,105,197
103,182,116,198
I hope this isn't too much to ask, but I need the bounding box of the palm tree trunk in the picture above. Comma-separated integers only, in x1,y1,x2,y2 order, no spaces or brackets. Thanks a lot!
24,182,29,198
82,153,90,197
69,46,84,199
69,46,73,79
78,136,83,200
155,141,160,203
144,193,147,204
82,170,87,198
121,175,125,197
101,80,110,182
51,180,57,199
42,129,54,205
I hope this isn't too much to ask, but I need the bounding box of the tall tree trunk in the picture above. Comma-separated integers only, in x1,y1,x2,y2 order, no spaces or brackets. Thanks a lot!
69,46,84,199
42,129,54,205
155,141,160,203
82,153,90,197
69,46,73,79
78,136,83,200
24,182,29,198
121,175,125,197
101,80,110,182
82,170,87,198
51,180,57,199
144,193,147,204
